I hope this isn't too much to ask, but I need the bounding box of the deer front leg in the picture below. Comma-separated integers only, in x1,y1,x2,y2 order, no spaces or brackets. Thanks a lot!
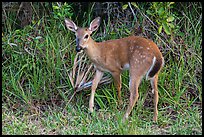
112,72,122,105
89,70,104,112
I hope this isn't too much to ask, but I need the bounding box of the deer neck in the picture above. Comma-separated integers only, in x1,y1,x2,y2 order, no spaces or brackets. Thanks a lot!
84,38,101,62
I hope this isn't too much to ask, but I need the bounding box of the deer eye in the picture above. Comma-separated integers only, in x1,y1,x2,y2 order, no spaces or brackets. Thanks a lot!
84,34,89,39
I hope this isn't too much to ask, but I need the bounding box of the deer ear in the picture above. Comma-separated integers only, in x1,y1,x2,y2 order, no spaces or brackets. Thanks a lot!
89,17,101,33
65,18,78,32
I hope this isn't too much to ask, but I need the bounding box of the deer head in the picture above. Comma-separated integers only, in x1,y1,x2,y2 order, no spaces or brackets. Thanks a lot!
65,17,101,52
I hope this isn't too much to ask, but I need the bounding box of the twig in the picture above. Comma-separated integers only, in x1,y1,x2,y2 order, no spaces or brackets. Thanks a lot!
78,64,93,87
67,89,77,104
24,47,34,57
135,5,158,29
67,76,112,104
76,76,112,92
128,2,136,21
72,52,79,79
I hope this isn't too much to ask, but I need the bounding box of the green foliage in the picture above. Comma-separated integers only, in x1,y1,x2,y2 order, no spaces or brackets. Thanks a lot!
146,2,176,35
122,2,138,10
52,2,73,30
52,2,73,19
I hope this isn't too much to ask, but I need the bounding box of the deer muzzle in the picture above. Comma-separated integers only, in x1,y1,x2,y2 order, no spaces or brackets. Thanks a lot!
76,38,82,52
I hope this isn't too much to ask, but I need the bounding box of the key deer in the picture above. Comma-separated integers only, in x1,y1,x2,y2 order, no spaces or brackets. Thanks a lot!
65,17,164,122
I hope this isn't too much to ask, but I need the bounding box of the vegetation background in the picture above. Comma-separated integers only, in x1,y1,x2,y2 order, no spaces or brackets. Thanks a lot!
2,2,202,135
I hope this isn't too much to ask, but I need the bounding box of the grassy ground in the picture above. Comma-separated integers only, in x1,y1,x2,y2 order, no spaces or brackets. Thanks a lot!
2,100,202,135
2,2,202,135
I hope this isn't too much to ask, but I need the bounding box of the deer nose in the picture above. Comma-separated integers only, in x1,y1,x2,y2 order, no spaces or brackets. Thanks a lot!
76,38,82,52
76,46,82,52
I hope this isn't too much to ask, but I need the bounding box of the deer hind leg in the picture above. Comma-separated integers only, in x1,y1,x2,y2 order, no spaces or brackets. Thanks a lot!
150,74,159,122
89,70,104,112
123,70,143,122
112,72,122,105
